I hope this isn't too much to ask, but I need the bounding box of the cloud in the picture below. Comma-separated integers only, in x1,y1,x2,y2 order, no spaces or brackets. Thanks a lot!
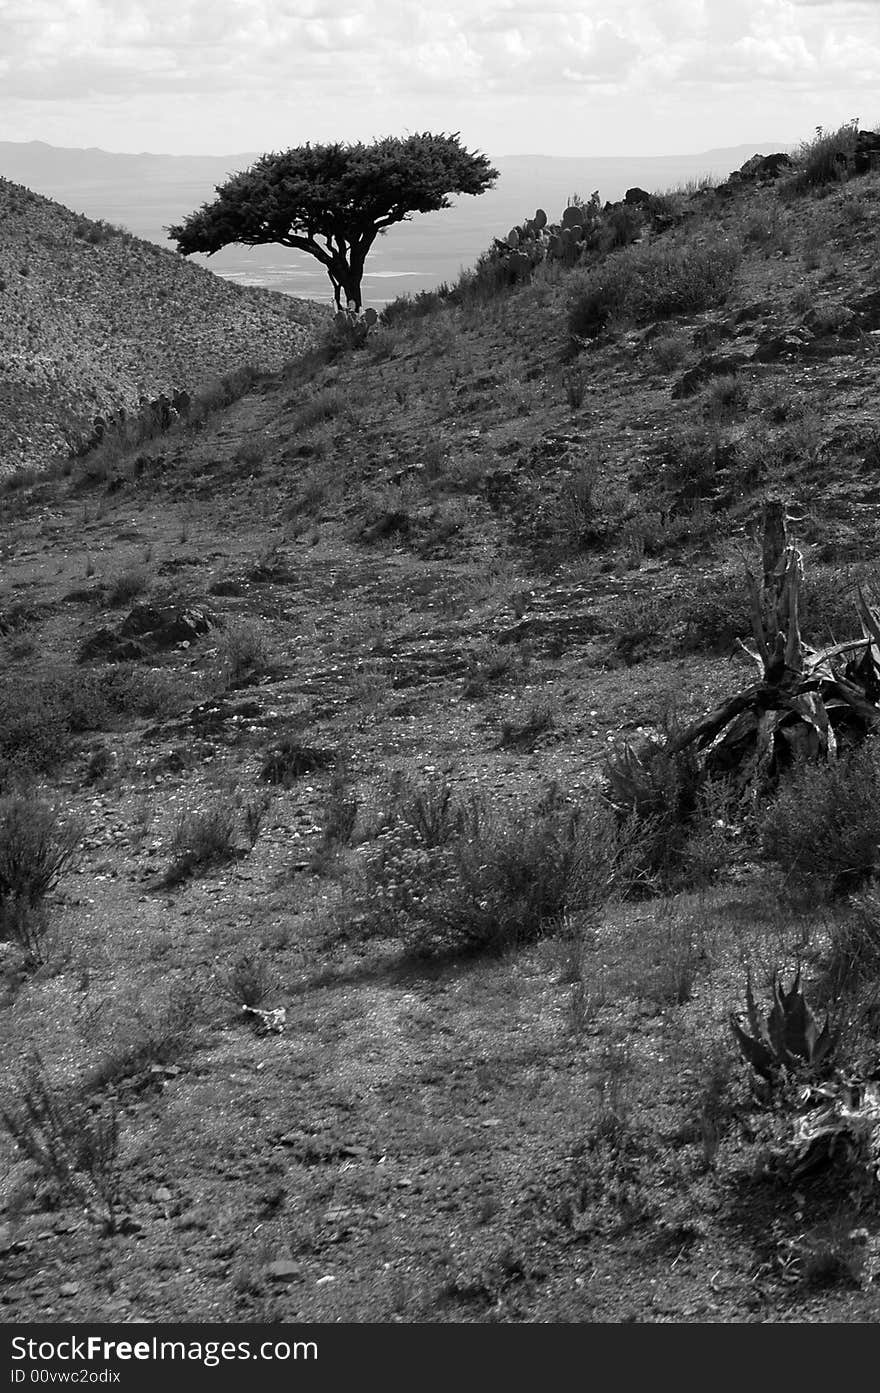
1,0,879,151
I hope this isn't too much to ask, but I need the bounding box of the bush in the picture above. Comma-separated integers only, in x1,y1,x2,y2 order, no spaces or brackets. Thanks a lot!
0,665,195,785
260,736,335,786
188,365,260,423
651,330,690,374
358,782,632,958
380,285,453,327
568,235,740,340
1,1051,121,1231
166,797,238,883
0,795,80,914
821,885,880,996
104,565,150,608
603,735,732,891
215,619,275,687
291,386,343,432
652,424,752,509
83,981,201,1092
216,949,277,1009
786,121,862,194
674,571,750,653
761,740,880,893
0,676,71,782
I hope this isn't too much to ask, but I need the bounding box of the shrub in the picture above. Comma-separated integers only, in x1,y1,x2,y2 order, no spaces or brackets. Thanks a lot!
240,790,273,848
563,365,586,410
215,619,275,687
104,565,150,608
166,797,238,884
380,285,452,327
598,203,644,251
786,120,863,194
0,795,80,914
603,734,732,892
399,797,580,957
568,236,740,341
0,676,71,782
216,949,277,1009
498,700,556,751
702,374,749,420
461,641,517,699
761,740,880,893
674,571,750,653
651,330,690,374
1,1052,121,1231
188,365,260,423
318,763,359,850
359,784,632,958
821,885,880,996
653,423,740,507
291,387,343,432
83,982,201,1091
392,769,461,848
260,736,335,786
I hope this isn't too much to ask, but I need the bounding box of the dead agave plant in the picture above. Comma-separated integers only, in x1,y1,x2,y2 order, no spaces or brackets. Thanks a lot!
730,970,838,1082
665,500,880,803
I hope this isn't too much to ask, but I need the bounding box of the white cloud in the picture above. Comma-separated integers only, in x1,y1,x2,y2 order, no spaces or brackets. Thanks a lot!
1,0,879,152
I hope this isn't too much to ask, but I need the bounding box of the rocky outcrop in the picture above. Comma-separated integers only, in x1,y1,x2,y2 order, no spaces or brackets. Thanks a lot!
853,129,880,174
716,152,793,198
671,352,752,399
78,603,215,663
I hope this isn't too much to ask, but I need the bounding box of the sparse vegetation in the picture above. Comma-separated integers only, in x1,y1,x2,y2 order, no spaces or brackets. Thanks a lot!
166,796,239,883
761,740,880,894
2,1052,122,1232
214,618,276,687
568,235,740,341
6,121,880,1321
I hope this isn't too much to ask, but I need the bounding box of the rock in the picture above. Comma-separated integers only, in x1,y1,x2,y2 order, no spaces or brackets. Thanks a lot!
802,304,858,337
154,1187,172,1203
734,301,775,325
671,352,751,398
851,289,880,332
692,321,736,353
752,324,862,363
78,603,215,663
624,186,651,206
720,153,793,194
265,1260,301,1282
58,1283,79,1298
853,129,880,175
750,330,813,364
739,152,793,182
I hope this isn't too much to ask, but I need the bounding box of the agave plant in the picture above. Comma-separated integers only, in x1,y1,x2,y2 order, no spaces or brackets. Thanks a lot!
730,971,838,1081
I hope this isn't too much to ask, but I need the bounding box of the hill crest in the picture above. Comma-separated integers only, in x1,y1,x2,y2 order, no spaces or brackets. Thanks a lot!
0,178,326,473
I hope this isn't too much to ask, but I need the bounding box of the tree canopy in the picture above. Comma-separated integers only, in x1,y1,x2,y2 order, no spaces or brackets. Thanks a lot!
168,132,498,312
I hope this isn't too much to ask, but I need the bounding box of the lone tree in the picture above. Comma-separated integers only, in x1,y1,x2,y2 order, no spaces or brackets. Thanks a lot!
168,132,498,312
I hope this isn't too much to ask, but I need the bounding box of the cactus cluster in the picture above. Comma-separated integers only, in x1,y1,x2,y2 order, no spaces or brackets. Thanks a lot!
493,193,610,285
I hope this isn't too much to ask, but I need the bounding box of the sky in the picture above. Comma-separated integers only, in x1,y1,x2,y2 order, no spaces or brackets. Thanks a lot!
1,0,879,159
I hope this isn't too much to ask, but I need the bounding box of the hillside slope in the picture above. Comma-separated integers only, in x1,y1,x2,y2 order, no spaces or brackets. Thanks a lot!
3,132,880,1324
0,178,327,474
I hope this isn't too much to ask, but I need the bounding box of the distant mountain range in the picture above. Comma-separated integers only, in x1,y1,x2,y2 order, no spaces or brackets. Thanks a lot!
0,140,791,308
